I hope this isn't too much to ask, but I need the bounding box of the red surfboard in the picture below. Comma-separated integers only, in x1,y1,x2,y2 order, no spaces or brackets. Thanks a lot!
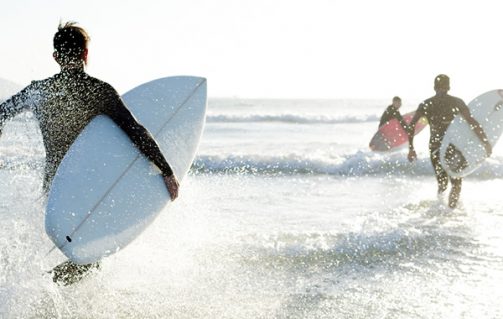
369,111,428,152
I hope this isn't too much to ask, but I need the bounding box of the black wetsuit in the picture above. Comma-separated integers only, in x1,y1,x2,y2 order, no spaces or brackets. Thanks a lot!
409,93,465,193
379,105,408,132
0,68,173,191
0,68,173,284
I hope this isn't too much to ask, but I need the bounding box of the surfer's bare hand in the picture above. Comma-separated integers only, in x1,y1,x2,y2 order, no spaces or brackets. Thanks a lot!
163,175,179,200
408,149,417,162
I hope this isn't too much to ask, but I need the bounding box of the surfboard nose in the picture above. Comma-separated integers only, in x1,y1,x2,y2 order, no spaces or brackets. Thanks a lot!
444,143,468,173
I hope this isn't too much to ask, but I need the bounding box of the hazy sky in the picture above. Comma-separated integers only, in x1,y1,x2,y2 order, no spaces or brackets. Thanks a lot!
0,0,502,99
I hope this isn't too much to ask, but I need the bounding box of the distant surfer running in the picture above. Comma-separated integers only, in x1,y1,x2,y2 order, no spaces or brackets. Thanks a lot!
0,22,179,285
407,74,492,208
378,96,409,132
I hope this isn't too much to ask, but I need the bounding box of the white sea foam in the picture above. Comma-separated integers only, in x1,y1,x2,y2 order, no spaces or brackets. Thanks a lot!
206,113,380,124
2,98,503,318
191,152,503,179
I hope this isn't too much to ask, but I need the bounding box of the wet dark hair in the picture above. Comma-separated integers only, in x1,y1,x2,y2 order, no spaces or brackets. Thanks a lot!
434,74,450,91
392,96,401,102
53,21,90,64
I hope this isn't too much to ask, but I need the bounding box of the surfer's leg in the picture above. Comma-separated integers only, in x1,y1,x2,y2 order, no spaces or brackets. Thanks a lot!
51,260,100,285
430,148,448,194
448,177,462,208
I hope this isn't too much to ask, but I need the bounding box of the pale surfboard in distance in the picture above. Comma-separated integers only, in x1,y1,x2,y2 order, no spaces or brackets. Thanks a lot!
440,90,503,178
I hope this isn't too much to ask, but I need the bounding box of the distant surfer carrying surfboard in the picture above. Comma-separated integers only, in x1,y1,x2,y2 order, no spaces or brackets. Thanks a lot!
0,22,180,284
378,96,409,132
407,74,492,208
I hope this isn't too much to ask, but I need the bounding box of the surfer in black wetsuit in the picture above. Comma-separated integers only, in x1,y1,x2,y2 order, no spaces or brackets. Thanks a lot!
0,22,179,285
407,74,491,208
378,96,409,132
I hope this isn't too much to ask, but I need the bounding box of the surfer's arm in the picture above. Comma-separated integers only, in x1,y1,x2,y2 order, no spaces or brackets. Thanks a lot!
459,104,492,156
113,105,174,177
112,104,179,200
394,111,409,133
407,106,425,162
378,109,390,128
0,86,33,135
104,88,179,199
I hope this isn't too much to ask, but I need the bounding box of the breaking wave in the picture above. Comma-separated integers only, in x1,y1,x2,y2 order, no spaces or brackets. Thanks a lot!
206,113,379,124
191,151,503,179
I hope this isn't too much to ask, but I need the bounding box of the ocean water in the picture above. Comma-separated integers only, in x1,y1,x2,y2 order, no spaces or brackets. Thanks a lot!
1,97,503,318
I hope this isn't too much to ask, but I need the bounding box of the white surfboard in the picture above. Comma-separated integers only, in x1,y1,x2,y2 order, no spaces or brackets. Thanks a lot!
45,76,207,264
440,90,503,178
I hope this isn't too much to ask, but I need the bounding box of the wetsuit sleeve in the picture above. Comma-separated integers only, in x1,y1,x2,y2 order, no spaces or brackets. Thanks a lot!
392,109,409,132
408,103,426,149
102,86,174,178
378,106,393,128
458,100,490,145
378,109,390,128
0,86,33,135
